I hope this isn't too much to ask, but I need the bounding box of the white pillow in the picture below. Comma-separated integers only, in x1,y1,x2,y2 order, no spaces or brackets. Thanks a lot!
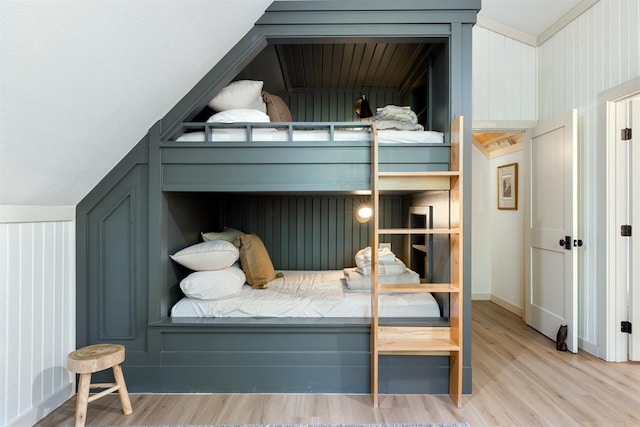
201,227,244,242
180,266,246,300
206,109,271,123
208,80,267,113
170,240,239,271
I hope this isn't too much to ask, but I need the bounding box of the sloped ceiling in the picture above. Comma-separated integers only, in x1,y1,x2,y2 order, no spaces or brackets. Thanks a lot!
232,42,435,101
0,0,272,206
274,43,434,89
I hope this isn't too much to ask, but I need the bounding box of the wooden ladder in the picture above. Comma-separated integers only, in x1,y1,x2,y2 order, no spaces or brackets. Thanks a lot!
369,118,464,408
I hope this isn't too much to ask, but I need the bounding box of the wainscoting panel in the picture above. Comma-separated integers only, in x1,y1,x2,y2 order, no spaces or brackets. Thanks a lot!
0,218,75,427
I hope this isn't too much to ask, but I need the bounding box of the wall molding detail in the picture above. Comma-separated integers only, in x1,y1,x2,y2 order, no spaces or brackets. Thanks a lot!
0,205,75,223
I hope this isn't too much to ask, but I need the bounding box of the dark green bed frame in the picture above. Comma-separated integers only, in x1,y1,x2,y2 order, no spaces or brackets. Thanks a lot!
76,0,479,395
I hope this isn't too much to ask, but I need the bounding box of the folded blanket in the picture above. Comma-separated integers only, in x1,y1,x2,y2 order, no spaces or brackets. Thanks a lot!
374,105,418,124
355,246,396,267
356,260,407,276
343,267,420,290
373,120,424,131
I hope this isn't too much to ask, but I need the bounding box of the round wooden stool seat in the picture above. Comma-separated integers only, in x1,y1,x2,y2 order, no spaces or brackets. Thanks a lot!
67,344,133,427
67,344,125,374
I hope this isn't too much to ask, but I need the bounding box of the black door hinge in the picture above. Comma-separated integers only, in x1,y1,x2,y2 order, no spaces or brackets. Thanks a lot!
621,321,632,334
621,225,632,237
621,128,632,140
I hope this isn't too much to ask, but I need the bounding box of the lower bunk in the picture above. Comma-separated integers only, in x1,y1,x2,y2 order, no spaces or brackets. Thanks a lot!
124,316,454,394
123,261,454,393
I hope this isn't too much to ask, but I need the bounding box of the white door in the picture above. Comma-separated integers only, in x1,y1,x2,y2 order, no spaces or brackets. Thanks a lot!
525,109,579,353
629,97,640,360
609,96,640,362
621,97,640,361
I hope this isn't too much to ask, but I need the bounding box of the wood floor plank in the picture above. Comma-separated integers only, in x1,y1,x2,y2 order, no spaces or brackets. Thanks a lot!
35,301,640,427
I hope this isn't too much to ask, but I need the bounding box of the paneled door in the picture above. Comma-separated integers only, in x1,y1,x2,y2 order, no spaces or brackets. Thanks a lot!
525,109,579,353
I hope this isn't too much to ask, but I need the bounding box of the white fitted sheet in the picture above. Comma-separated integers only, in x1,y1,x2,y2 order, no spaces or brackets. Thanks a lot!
171,269,441,318
175,128,444,144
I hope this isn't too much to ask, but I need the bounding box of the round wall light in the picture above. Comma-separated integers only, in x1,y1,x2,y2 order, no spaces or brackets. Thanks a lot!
356,205,373,223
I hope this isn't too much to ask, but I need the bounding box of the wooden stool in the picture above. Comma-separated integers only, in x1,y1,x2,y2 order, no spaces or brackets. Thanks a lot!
67,344,133,427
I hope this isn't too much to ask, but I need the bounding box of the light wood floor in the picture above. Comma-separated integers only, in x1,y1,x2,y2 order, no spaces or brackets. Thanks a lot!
36,301,640,427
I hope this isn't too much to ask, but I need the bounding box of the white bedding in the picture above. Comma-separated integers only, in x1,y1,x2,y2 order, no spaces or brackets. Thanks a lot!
175,128,444,144
171,270,441,318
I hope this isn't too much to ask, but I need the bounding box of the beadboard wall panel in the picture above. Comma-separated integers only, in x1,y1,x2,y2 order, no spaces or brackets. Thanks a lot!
0,220,75,427
472,26,537,122
165,193,406,273
287,88,401,122
538,0,640,353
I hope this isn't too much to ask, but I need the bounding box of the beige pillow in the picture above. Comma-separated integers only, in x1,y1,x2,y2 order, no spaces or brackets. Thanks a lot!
262,91,292,122
234,234,276,289
201,227,244,242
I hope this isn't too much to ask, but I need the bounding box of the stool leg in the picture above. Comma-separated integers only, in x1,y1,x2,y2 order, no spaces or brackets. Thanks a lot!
75,373,91,427
112,364,133,415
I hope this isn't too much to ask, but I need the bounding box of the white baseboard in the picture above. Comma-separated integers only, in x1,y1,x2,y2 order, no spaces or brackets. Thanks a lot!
8,382,74,427
472,292,491,300
578,338,600,358
490,294,523,317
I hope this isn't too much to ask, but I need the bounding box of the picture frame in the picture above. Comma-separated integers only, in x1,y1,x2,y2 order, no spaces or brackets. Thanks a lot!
497,162,518,210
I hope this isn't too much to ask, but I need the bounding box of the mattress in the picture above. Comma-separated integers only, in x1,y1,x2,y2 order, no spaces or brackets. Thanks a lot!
175,128,444,144
171,269,441,318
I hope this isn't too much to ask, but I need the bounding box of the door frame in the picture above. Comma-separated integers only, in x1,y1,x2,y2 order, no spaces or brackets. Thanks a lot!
599,76,640,362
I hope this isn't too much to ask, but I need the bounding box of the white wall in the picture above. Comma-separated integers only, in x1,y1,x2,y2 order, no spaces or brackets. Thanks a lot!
471,25,535,307
473,26,537,122
0,207,75,427
0,0,272,206
538,0,640,355
471,146,492,299
489,151,525,315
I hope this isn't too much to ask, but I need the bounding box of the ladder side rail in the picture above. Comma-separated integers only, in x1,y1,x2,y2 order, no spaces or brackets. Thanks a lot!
370,123,380,407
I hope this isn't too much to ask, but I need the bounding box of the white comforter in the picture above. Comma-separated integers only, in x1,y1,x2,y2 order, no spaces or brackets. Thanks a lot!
171,270,440,318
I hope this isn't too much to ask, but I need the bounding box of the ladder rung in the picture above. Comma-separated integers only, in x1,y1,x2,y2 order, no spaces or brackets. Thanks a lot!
377,283,460,293
378,228,460,235
378,171,460,177
378,173,453,191
377,326,460,354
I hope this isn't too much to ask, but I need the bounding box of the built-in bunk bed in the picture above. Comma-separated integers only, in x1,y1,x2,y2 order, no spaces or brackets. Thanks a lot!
76,0,478,399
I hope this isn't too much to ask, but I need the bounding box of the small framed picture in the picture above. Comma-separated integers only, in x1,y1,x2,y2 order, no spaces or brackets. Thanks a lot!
497,162,518,210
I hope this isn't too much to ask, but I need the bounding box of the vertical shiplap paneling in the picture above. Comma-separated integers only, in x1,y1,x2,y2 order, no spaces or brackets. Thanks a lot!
537,0,640,351
220,195,403,271
287,88,401,122
0,220,74,426
0,223,8,423
472,26,490,120
472,26,537,122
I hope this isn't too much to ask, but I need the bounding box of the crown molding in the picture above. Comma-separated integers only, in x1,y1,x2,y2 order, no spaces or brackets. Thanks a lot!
538,0,600,45
476,15,537,47
477,0,600,48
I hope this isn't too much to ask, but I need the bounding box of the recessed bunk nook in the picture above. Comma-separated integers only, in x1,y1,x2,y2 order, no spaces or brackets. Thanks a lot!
76,0,478,404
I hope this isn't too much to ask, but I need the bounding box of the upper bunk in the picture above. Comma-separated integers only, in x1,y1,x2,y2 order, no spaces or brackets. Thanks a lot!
148,0,480,194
